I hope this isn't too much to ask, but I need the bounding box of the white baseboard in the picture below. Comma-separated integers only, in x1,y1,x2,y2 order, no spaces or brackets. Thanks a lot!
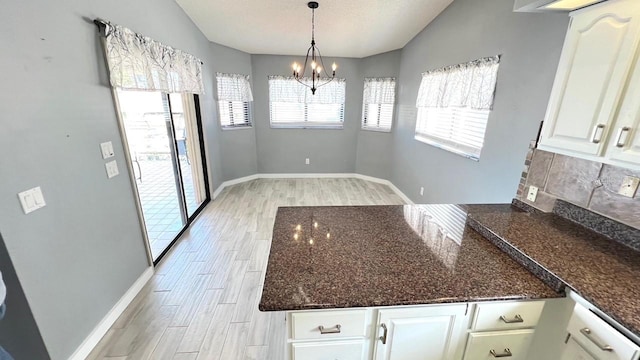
212,173,414,204
68,267,154,360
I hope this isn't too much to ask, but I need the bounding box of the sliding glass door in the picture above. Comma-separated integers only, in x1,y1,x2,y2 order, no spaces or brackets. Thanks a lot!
116,90,209,262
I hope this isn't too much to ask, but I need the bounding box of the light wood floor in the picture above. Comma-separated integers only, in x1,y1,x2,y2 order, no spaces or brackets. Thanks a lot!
87,178,405,360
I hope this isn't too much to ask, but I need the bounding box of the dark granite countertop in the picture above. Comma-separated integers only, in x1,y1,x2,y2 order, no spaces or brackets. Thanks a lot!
259,205,562,312
466,204,640,338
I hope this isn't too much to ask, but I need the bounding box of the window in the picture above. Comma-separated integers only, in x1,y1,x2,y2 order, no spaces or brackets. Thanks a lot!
216,73,253,129
268,76,346,129
414,56,500,160
362,78,396,132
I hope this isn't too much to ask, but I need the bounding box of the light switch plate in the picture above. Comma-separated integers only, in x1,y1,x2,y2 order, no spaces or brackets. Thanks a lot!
105,160,119,179
18,187,46,214
527,186,539,202
618,176,639,198
100,141,115,159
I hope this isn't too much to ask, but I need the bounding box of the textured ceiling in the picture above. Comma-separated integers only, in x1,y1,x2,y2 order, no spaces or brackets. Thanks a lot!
175,0,454,58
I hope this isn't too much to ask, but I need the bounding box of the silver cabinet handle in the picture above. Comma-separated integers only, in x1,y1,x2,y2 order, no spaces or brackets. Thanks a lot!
490,348,513,357
615,127,631,148
580,328,613,352
379,323,388,344
318,324,341,334
499,314,524,324
591,124,606,144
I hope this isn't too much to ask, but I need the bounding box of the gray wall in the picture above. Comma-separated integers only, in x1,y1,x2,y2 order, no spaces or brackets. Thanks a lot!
251,55,363,174
0,0,228,358
209,42,259,181
0,233,50,360
355,50,402,180
390,0,569,203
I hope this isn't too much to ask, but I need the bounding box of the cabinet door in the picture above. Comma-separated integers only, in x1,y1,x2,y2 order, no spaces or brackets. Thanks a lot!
373,305,468,360
561,337,598,360
606,44,640,167
539,0,640,156
291,340,365,360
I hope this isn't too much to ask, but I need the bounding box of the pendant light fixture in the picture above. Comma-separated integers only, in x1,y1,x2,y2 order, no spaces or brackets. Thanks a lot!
292,1,337,95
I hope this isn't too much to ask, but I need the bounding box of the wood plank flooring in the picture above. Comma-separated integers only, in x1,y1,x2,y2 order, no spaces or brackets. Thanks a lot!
87,178,404,360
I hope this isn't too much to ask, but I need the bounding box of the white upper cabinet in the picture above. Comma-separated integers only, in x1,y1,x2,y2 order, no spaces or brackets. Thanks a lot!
539,0,640,164
606,47,640,166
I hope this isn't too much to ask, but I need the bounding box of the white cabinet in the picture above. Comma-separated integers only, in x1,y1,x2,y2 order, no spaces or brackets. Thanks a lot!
463,329,535,360
373,305,468,360
291,340,366,360
605,46,640,166
539,0,640,167
560,304,640,360
563,337,598,360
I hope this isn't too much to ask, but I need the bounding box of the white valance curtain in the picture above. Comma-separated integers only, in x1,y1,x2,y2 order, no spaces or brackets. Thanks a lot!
416,55,500,110
102,22,205,94
268,76,346,105
216,73,253,102
363,77,396,105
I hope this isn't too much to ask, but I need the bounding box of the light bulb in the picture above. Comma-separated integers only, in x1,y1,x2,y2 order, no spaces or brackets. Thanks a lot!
326,232,331,239
294,233,299,240
317,67,322,75
292,62,297,71
314,221,318,228
309,238,314,245
311,61,316,70
332,62,337,71
296,224,301,231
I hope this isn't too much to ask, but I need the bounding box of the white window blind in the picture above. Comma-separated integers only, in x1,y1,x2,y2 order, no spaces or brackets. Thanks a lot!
216,73,253,129
414,56,500,161
268,76,346,129
362,78,396,132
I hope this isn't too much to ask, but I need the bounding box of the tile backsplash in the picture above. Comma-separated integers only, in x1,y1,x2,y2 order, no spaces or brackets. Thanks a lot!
516,144,640,229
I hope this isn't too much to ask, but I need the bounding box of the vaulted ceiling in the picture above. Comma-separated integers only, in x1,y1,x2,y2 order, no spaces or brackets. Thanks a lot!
175,0,454,58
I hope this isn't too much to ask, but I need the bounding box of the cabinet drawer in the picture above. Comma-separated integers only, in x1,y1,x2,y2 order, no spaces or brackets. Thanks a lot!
471,301,545,331
566,304,639,360
291,340,365,360
463,329,535,360
290,310,367,340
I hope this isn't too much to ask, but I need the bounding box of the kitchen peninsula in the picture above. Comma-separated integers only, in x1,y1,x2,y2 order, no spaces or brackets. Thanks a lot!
259,202,640,360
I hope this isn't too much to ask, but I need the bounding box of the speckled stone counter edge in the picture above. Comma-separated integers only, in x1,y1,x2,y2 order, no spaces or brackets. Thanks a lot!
552,200,640,252
465,217,566,293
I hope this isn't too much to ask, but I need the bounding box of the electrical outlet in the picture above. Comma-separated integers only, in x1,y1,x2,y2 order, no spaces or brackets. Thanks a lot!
527,186,539,202
305,158,310,165
420,187,424,196
618,176,640,198
105,160,120,179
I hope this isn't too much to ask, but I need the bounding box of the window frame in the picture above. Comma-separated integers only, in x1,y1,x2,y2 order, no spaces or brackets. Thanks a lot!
268,77,346,129
215,73,253,130
414,107,491,161
218,99,252,130
361,78,396,133
413,56,500,161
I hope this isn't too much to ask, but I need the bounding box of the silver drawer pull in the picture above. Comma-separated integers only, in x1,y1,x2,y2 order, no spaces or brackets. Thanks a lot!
499,314,524,324
318,324,341,334
580,328,613,352
615,127,631,148
490,348,513,358
591,124,606,144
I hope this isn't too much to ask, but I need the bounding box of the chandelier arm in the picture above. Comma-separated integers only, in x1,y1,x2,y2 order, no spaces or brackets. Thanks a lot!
314,46,334,80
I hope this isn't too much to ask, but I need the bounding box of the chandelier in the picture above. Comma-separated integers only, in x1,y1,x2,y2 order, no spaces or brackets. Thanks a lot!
292,1,337,95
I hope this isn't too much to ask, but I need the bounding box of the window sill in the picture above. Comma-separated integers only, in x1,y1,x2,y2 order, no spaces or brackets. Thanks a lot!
361,127,392,133
270,124,344,130
221,125,253,131
414,134,480,161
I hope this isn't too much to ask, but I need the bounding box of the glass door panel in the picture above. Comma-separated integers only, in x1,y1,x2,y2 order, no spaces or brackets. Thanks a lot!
116,90,186,260
168,94,207,217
